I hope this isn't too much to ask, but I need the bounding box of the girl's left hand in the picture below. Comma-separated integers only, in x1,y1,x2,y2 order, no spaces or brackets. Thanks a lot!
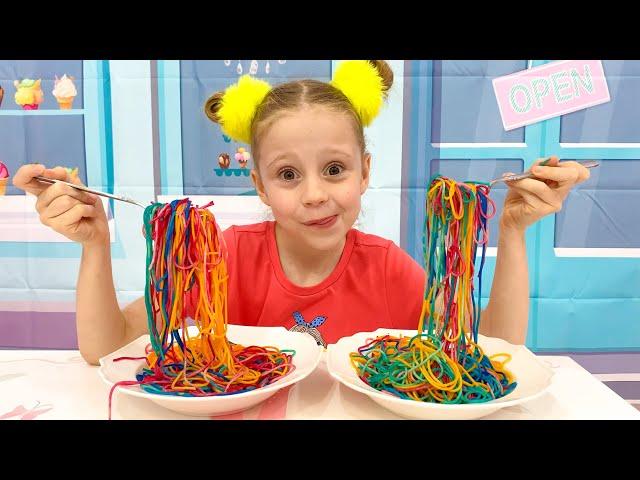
500,155,591,232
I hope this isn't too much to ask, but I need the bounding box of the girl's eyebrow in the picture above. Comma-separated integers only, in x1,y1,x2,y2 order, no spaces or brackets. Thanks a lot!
266,147,353,169
266,153,293,169
318,147,353,158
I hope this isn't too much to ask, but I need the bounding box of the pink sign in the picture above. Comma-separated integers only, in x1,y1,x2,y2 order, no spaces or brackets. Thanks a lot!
493,60,610,131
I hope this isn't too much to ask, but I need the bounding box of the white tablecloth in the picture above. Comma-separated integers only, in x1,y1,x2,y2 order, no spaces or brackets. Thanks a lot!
0,350,638,420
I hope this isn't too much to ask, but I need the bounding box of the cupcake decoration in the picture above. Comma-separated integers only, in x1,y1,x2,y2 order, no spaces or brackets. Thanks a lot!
0,161,9,196
65,167,79,181
14,79,44,110
218,153,230,169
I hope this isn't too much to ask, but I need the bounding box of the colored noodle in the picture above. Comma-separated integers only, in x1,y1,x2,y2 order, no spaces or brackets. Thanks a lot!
108,199,295,418
350,177,517,404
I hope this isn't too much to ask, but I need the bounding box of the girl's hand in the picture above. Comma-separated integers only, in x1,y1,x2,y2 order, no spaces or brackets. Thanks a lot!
500,156,591,232
12,164,109,246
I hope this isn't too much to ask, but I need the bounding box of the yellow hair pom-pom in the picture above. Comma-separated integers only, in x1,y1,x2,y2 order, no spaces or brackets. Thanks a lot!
218,75,272,144
330,60,384,127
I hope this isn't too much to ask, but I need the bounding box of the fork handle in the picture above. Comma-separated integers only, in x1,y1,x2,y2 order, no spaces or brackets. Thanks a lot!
498,160,599,184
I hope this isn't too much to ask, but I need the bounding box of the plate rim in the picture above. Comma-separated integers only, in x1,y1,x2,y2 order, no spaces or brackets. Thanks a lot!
326,328,555,411
98,325,324,403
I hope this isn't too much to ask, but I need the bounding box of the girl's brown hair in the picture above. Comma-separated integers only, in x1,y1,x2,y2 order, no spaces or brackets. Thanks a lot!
204,60,393,164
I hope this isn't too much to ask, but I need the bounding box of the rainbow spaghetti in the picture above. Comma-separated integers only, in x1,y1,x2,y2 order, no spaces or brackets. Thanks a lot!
350,176,517,404
108,199,294,418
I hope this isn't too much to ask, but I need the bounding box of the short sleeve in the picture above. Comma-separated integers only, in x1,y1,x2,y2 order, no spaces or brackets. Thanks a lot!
385,242,426,330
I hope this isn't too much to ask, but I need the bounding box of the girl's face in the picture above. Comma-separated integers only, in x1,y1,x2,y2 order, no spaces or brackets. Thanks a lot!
251,106,371,253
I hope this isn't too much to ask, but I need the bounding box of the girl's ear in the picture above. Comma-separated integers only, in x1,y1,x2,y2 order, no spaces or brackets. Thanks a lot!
251,168,270,206
360,152,371,194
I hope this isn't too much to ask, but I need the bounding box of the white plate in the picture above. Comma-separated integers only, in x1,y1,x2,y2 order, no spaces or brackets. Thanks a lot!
98,324,323,417
327,329,554,420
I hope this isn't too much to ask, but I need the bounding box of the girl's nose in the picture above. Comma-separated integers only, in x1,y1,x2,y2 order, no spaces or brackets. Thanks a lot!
301,178,329,207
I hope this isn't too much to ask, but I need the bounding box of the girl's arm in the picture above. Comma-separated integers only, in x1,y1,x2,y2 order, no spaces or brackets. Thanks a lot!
480,157,590,344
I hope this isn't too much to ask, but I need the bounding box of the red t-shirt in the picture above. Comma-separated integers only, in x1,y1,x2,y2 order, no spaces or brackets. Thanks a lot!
219,221,426,346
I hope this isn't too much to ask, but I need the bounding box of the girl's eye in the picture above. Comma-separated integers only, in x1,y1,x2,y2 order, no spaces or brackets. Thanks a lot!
326,164,343,176
280,169,297,181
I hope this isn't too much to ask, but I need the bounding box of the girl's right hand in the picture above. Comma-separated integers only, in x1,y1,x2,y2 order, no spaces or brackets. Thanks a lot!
12,164,110,246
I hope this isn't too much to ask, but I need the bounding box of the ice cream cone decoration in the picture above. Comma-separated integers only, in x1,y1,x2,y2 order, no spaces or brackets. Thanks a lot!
235,147,251,168
53,75,78,110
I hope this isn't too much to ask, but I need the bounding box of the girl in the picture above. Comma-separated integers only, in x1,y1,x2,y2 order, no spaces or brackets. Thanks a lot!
13,60,590,364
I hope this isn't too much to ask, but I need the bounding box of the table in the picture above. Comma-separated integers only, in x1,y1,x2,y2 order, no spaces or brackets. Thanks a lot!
1,350,638,420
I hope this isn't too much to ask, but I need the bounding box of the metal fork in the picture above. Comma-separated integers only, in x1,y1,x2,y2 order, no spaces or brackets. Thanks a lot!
34,176,146,209
489,160,600,186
